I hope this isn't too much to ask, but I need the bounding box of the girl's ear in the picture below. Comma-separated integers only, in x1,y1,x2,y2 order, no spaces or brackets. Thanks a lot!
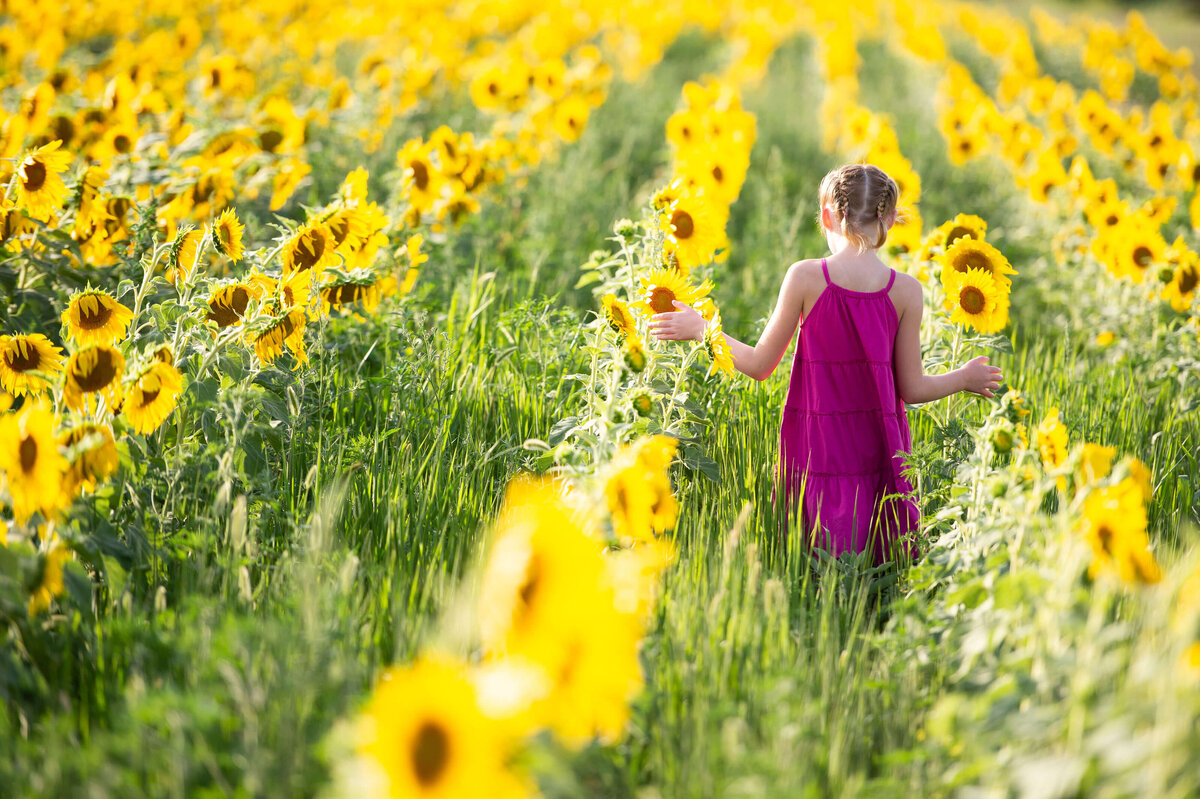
819,204,834,232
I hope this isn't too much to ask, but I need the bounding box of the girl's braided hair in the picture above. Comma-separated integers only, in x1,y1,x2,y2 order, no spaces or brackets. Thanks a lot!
817,163,902,253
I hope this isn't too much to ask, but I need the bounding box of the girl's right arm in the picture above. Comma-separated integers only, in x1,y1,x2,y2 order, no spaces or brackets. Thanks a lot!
647,260,815,381
892,273,1003,403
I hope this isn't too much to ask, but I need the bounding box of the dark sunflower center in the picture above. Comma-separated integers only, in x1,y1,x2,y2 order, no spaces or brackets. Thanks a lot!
114,134,132,154
671,209,694,240
52,115,76,144
1104,213,1119,227
680,125,692,140
1179,267,1198,295
139,388,161,406
411,160,430,191
328,284,366,306
955,251,993,274
74,350,117,392
711,165,724,183
959,286,986,315
292,232,327,271
327,215,350,246
1132,246,1153,269
5,341,39,371
1096,524,1114,555
946,226,973,247
259,129,283,153
486,81,499,96
649,286,676,314
19,436,37,472
79,299,114,330
193,179,214,204
207,286,251,327
411,721,451,787
518,554,542,610
22,160,47,193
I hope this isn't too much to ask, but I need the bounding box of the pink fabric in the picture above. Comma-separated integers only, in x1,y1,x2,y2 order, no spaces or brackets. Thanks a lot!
772,258,920,565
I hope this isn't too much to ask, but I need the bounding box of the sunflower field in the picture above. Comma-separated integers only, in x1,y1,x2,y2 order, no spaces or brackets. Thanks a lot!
2,0,1200,796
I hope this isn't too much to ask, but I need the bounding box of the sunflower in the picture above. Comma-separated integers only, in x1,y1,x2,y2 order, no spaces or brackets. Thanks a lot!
209,208,245,262
279,269,313,311
933,213,988,250
601,293,637,340
269,159,311,211
659,192,727,270
623,336,647,372
73,165,109,233
1079,478,1161,585
281,219,338,279
552,94,591,143
0,334,65,396
650,176,689,212
166,225,204,285
123,361,184,434
63,344,125,413
62,288,134,346
1161,240,1199,312
631,266,713,318
354,655,531,799
399,233,428,295
13,139,73,221
703,312,735,377
945,267,1007,334
397,138,445,213
940,237,1017,292
28,539,73,616
253,308,307,367
59,422,119,499
1078,443,1116,486
321,276,382,315
1111,222,1166,283
0,400,68,524
1036,407,1069,472
206,281,262,328
479,475,606,667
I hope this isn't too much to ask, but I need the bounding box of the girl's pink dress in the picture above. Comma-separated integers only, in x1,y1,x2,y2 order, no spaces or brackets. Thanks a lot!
773,258,920,565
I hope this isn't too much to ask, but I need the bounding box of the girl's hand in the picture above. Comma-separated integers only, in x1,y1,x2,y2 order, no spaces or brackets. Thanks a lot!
961,355,1003,398
648,300,706,341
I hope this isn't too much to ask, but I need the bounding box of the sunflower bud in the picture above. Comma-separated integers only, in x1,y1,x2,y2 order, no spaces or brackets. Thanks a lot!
990,422,1015,455
623,340,647,373
631,390,654,417
613,218,638,242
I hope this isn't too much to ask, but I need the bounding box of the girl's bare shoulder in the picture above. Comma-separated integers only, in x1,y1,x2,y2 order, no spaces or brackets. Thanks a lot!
889,270,924,318
783,258,825,290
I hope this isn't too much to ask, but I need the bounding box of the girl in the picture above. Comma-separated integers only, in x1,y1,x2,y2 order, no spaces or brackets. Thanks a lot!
648,163,1002,565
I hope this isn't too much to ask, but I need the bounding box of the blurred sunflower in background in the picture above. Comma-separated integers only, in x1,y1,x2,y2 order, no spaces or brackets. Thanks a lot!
0,334,65,396
123,360,185,434
61,288,134,346
13,139,73,221
63,344,125,413
209,208,245,262
59,422,119,499
0,400,68,524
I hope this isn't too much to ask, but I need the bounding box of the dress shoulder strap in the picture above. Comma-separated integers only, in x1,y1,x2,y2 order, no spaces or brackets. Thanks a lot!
885,267,896,292
820,258,830,285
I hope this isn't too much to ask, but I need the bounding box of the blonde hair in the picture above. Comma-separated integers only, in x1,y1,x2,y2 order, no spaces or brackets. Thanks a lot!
817,163,902,253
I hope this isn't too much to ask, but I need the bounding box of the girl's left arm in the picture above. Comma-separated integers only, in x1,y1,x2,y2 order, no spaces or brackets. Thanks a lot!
648,260,810,381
